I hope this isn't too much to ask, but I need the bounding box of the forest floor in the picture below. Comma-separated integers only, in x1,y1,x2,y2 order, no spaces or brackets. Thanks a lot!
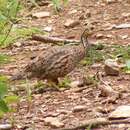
1,0,130,130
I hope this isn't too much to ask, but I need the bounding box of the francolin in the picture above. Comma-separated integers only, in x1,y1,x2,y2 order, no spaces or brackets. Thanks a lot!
11,28,93,85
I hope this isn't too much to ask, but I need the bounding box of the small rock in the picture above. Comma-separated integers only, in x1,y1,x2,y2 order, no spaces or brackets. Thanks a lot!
96,33,113,39
43,117,64,128
109,105,130,119
91,63,102,69
37,1,50,6
73,105,87,112
106,0,117,4
113,23,130,29
69,81,82,88
118,124,126,128
0,124,12,130
119,34,128,39
64,19,80,28
96,106,114,114
122,13,130,18
32,11,50,18
43,26,52,32
117,84,128,92
96,33,104,39
104,59,120,76
56,109,72,114
69,9,77,14
45,112,59,117
106,34,113,38
13,42,22,47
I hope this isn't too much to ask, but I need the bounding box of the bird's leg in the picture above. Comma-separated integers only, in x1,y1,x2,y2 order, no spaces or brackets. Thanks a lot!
47,79,60,91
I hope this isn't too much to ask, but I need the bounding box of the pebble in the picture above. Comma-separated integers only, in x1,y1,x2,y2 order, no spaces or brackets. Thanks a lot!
122,13,130,18
43,117,64,128
32,11,50,18
69,9,77,14
73,105,87,112
0,124,12,130
119,34,128,39
64,19,80,28
43,26,52,32
104,59,120,76
109,105,130,119
13,42,22,47
106,0,118,4
69,80,82,88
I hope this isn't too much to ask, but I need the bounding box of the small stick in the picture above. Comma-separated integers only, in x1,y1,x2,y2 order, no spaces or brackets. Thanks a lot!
31,35,80,44
96,72,119,97
94,72,121,103
30,34,104,47
59,118,130,130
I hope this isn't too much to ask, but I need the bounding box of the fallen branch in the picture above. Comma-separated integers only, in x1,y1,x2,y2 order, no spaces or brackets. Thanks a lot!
97,72,117,97
96,72,120,103
60,117,130,130
31,35,80,44
30,34,109,48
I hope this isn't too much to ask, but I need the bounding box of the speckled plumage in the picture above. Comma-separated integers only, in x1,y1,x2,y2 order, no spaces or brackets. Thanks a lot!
25,45,85,80
11,29,92,82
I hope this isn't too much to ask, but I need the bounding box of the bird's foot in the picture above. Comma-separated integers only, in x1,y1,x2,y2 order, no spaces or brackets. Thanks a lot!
33,80,60,94
47,81,60,91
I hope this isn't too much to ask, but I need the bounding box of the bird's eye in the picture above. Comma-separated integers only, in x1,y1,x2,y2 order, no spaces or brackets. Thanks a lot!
30,56,36,60
90,26,94,30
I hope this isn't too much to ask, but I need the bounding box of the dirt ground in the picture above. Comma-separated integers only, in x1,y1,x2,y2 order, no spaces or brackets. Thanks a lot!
1,0,130,130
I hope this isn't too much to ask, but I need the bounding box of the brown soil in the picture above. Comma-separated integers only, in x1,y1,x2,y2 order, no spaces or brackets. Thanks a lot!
1,0,130,130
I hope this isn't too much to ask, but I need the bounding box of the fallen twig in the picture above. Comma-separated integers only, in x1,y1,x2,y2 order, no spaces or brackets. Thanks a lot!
31,35,80,44
61,118,107,130
96,72,120,101
30,34,108,48
59,117,130,130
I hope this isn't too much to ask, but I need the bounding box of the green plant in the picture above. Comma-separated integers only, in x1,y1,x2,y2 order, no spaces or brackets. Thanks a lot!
24,79,33,113
0,54,10,64
0,76,19,117
108,45,130,73
0,26,44,47
81,44,130,67
123,59,130,74
85,75,98,86
51,0,68,12
126,60,130,69
0,0,43,47
86,124,92,130
0,52,18,117
0,0,21,46
81,44,105,66
0,27,43,47
58,77,71,88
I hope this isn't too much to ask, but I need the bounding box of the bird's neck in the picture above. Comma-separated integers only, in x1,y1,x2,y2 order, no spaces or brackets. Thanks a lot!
73,45,86,62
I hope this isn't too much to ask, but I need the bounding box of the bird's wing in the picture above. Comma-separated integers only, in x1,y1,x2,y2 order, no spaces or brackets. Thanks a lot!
24,46,73,76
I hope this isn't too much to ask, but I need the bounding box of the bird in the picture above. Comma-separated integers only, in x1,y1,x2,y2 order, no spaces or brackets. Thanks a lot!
10,27,93,86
